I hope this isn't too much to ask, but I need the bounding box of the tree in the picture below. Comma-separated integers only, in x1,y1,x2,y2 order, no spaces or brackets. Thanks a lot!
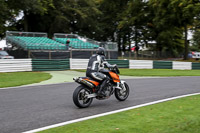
167,0,200,59
14,0,101,38
191,13,200,51
148,0,200,58
0,0,16,38
97,0,129,51
191,30,200,51
119,0,149,55
7,0,54,31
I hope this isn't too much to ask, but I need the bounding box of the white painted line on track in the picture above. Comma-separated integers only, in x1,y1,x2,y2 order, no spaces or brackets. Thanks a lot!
23,92,200,133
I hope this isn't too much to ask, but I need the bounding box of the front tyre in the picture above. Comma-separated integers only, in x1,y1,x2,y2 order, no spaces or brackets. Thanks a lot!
73,85,93,108
115,82,129,101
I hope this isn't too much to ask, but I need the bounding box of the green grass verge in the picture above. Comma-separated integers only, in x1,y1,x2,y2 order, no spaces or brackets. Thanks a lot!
74,69,200,76
0,72,52,88
119,69,200,76
39,94,200,133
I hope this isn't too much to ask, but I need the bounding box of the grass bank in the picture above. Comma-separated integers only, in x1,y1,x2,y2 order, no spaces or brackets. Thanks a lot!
75,69,200,76
119,69,200,76
0,72,52,88
39,94,200,133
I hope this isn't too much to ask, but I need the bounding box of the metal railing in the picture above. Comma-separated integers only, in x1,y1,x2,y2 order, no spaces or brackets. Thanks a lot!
53,33,118,51
6,31,47,37
119,51,183,60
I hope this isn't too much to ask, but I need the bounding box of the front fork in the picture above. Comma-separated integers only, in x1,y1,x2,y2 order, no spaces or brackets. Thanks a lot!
116,81,126,91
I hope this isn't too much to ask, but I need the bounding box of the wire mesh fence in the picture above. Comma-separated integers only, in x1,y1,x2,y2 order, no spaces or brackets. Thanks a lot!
6,31,47,37
118,51,183,60
53,33,118,51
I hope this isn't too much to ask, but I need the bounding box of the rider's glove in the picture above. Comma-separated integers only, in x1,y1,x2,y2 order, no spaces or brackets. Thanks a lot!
113,64,117,68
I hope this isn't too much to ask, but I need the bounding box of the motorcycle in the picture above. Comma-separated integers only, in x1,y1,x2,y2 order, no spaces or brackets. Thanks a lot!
73,66,130,108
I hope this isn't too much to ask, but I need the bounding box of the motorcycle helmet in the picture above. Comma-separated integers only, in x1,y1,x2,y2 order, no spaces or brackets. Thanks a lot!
97,47,106,56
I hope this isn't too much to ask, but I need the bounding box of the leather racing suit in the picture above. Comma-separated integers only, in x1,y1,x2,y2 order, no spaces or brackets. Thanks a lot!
86,54,115,95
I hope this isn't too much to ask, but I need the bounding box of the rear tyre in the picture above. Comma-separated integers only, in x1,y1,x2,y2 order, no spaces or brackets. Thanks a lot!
73,85,93,108
115,82,129,101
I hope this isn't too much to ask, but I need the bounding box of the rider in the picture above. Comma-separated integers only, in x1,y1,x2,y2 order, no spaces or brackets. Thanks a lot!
86,47,116,96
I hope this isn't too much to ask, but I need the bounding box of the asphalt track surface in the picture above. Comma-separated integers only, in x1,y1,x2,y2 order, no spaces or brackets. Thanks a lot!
0,77,200,133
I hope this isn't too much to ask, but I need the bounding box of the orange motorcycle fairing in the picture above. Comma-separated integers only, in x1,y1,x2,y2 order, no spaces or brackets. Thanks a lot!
109,71,120,82
85,78,100,87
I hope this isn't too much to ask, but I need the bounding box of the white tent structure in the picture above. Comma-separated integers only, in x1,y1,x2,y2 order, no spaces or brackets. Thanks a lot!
0,40,6,49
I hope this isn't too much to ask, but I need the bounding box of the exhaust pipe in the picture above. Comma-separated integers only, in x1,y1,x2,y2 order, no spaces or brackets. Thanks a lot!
73,77,94,88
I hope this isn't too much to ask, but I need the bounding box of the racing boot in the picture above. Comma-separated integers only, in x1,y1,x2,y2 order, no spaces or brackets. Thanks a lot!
97,78,109,96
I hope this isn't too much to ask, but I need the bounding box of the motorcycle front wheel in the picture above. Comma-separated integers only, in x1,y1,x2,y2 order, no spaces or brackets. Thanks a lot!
73,85,93,108
115,82,129,101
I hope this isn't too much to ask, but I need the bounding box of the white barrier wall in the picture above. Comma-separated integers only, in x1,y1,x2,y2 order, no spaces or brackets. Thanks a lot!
173,61,192,70
129,60,153,69
0,59,32,72
0,59,195,72
70,59,89,69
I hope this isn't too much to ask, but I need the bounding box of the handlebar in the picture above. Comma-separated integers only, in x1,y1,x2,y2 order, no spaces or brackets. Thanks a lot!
108,65,120,74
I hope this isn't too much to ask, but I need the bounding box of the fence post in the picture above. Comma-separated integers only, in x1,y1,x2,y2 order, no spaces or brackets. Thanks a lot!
28,50,31,58
108,51,111,59
49,51,51,59
70,50,72,58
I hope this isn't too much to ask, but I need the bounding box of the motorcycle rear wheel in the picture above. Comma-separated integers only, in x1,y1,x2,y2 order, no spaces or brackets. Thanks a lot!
115,82,129,101
73,85,93,108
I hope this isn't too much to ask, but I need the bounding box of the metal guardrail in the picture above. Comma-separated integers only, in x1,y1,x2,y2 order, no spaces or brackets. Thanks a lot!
1,59,200,73
173,62,192,70
70,59,89,69
153,61,173,69
70,59,129,69
192,62,200,70
0,59,32,72
129,60,153,69
32,59,70,71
